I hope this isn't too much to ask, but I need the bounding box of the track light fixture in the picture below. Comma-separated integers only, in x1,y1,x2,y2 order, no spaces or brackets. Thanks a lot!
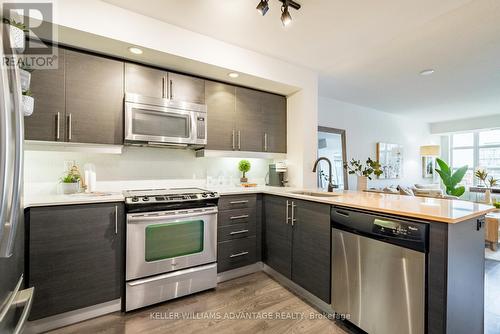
256,0,301,26
256,0,269,16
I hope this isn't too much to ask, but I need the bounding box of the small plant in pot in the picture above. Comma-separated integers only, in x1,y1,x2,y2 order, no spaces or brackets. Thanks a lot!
343,158,383,191
435,158,467,197
60,166,81,194
3,18,28,50
22,90,34,116
238,160,251,183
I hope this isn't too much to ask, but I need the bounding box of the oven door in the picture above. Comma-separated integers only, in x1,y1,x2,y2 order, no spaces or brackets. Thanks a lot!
126,206,217,281
125,102,197,145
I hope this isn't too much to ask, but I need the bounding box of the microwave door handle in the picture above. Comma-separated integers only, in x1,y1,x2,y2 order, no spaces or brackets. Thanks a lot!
0,39,10,244
0,52,23,258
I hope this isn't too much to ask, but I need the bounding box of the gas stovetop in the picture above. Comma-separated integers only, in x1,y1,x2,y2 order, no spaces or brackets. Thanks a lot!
123,188,219,205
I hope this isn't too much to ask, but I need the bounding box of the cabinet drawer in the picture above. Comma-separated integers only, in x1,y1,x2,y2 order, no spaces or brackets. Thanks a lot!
218,223,255,242
217,237,256,273
219,195,256,211
218,208,256,227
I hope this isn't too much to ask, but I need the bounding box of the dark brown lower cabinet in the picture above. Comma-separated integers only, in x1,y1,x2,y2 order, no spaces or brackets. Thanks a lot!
263,195,331,303
26,203,124,320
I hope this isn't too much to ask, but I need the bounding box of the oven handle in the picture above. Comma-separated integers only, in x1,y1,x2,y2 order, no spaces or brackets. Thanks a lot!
127,209,217,223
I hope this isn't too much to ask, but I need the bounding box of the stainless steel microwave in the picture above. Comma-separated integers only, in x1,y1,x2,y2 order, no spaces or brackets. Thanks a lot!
124,93,207,148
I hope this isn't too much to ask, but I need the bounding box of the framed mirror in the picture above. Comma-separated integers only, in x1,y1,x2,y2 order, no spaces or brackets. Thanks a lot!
317,127,348,190
376,142,403,179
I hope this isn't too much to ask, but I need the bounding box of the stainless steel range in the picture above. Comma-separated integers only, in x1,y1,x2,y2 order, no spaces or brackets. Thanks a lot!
124,188,219,311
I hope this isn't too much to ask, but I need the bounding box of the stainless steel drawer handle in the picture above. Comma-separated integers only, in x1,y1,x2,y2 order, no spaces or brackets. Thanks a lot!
56,112,60,140
230,229,249,235
229,200,249,204
230,251,249,258
114,205,118,235
230,215,249,220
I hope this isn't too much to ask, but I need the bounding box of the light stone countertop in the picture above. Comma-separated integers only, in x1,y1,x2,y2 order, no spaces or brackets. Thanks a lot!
24,186,495,224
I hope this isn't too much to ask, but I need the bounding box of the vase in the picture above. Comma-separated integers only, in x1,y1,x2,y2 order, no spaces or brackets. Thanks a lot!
61,182,79,194
357,176,368,191
22,95,34,116
485,189,492,204
20,69,31,92
9,25,25,50
240,177,248,183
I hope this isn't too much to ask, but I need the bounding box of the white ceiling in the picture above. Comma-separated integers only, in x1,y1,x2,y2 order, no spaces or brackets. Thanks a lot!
102,0,500,123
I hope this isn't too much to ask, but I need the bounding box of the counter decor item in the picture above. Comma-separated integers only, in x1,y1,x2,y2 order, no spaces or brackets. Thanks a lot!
239,160,251,183
3,18,27,50
60,165,81,194
344,158,383,191
83,163,97,193
435,158,467,198
22,90,34,116
19,64,33,92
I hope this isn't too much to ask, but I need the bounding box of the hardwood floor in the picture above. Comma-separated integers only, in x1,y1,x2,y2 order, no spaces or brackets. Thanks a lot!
48,272,348,334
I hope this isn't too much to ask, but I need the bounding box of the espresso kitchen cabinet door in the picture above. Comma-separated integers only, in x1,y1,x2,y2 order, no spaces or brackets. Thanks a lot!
261,92,287,153
65,50,124,144
205,81,236,150
291,199,331,303
26,203,124,320
125,63,166,99
235,87,263,152
263,195,292,279
168,72,205,104
24,46,65,141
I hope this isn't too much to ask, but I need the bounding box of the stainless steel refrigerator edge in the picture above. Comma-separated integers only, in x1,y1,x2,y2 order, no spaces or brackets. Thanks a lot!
0,27,34,334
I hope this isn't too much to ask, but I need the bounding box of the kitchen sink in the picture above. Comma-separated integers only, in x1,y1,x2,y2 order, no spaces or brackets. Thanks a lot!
290,191,340,197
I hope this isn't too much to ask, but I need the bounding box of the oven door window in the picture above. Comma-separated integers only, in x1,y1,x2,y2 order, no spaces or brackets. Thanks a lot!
132,108,191,138
145,220,204,262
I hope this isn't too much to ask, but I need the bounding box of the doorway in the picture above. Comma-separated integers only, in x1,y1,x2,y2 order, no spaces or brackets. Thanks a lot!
317,126,348,190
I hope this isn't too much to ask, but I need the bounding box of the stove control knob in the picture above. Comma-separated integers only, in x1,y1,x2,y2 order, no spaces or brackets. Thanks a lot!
142,197,150,202
210,193,216,197
131,197,139,203
202,193,208,198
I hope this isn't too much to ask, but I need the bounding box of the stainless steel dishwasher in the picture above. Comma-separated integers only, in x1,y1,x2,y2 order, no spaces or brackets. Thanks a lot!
331,207,428,334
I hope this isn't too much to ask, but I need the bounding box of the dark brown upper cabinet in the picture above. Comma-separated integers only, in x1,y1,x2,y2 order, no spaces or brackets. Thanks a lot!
205,81,236,151
168,72,205,104
124,63,166,99
65,50,124,145
261,92,287,153
24,47,66,142
235,87,263,152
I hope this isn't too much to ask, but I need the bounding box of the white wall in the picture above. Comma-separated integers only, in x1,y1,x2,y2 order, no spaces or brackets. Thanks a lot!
319,97,439,190
24,147,271,195
430,114,500,134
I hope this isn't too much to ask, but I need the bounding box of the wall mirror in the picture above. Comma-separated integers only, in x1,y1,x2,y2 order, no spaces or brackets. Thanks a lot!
317,127,348,190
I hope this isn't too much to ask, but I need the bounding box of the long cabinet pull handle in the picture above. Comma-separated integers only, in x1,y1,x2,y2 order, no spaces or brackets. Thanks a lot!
162,77,166,98
230,251,249,258
114,205,118,235
230,215,249,220
68,114,72,141
230,229,249,235
237,130,241,150
56,112,60,140
232,130,235,150
291,202,296,226
169,79,173,99
229,200,249,204
264,133,268,152
286,200,291,224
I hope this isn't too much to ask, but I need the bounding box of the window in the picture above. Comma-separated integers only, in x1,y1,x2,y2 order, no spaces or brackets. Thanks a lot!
450,129,500,187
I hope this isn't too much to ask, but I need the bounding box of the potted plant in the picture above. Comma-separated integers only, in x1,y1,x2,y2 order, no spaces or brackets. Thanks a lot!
22,90,34,116
475,168,488,187
435,158,467,198
60,166,81,194
3,18,27,50
238,160,251,183
344,158,383,191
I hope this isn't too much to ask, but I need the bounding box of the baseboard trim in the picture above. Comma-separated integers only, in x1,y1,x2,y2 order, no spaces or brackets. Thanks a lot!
217,262,263,283
25,299,121,334
262,264,333,315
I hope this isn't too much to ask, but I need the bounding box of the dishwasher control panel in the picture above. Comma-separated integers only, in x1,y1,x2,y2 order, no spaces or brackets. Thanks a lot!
372,219,424,241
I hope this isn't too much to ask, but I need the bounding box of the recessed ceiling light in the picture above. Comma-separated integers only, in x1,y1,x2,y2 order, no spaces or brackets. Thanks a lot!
420,69,435,76
228,72,239,79
128,47,143,55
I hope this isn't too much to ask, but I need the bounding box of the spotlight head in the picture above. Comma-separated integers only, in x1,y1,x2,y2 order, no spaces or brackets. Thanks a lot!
281,5,292,26
256,0,269,16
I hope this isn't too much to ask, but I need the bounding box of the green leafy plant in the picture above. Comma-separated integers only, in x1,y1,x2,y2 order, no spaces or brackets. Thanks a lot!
2,18,28,32
343,158,383,180
493,200,500,209
488,176,498,188
238,160,251,178
60,166,81,184
435,158,467,197
22,89,32,97
475,168,488,187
